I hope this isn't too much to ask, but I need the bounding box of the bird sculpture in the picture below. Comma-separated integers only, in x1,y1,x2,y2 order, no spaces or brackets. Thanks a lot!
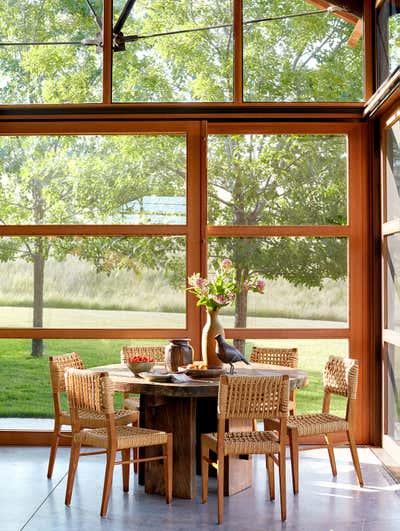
215,334,250,374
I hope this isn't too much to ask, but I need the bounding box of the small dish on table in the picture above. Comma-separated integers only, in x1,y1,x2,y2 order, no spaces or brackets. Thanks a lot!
178,363,224,379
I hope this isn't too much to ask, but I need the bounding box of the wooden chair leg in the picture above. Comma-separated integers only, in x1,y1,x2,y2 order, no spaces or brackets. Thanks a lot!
121,448,130,492
164,434,173,504
47,422,61,479
133,447,138,474
266,454,275,501
100,449,116,517
217,451,224,525
278,449,287,522
324,434,337,477
347,428,364,487
201,435,209,504
288,428,299,495
253,418,258,431
65,439,81,506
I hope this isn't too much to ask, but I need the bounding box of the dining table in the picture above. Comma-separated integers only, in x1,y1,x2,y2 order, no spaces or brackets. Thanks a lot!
92,362,309,499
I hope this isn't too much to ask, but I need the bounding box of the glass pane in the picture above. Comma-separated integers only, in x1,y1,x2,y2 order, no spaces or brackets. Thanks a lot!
112,0,233,102
387,344,400,445
243,0,363,102
0,1,102,104
0,236,186,328
377,1,400,85
0,338,168,425
387,234,400,332
0,135,186,224
207,237,348,328
249,339,348,416
208,134,347,225
386,121,400,222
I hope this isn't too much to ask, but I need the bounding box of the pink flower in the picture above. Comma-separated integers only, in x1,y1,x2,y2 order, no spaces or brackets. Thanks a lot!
213,295,228,305
195,277,207,289
221,258,232,270
255,279,266,293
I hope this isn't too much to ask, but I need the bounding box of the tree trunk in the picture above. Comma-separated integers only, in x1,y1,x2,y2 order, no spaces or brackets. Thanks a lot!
233,268,248,355
32,238,45,357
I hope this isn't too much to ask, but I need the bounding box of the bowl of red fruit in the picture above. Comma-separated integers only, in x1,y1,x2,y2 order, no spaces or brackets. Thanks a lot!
126,355,155,376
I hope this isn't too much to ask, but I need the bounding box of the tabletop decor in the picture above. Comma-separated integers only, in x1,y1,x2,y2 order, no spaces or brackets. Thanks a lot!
165,338,194,372
187,258,266,368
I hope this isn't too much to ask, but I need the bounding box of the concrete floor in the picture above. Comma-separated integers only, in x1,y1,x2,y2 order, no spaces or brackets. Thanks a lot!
1,446,399,531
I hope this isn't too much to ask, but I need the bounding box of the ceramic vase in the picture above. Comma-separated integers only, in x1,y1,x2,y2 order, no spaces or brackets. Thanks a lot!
165,339,194,372
201,310,224,369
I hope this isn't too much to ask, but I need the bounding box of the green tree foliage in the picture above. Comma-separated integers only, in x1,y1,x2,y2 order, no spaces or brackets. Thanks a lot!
0,1,363,354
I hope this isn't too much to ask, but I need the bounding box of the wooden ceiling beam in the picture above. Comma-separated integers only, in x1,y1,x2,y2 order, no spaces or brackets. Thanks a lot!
305,0,361,24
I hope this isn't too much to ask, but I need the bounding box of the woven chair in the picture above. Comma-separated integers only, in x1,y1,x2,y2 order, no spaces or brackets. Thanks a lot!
286,356,364,494
120,345,166,411
201,374,289,524
47,352,138,479
250,347,298,415
64,368,173,517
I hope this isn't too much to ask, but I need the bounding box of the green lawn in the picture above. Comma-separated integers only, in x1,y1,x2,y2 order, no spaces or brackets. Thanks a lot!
0,336,348,419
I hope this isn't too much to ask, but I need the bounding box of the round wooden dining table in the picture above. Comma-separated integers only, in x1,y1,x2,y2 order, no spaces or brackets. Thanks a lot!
92,362,309,499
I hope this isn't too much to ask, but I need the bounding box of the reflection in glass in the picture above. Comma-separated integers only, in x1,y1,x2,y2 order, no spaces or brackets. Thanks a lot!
0,236,186,329
0,135,186,224
249,339,348,416
243,0,363,102
208,237,348,329
386,122,400,222
208,134,347,225
112,0,233,102
387,234,400,331
0,338,169,423
377,1,400,85
387,344,400,445
0,2,102,103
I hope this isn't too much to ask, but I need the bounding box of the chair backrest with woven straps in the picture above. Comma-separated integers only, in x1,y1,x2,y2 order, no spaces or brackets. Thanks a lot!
250,347,298,368
218,374,290,421
65,368,115,432
322,356,359,420
49,352,84,417
120,345,165,363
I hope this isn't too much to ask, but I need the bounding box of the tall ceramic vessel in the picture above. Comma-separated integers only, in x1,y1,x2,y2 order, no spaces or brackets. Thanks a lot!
201,310,224,368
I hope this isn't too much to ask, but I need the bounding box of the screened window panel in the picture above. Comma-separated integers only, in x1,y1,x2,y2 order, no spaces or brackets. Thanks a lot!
243,0,363,102
208,236,348,328
386,121,400,222
0,135,186,225
112,0,233,102
0,236,186,328
0,1,102,104
208,134,348,225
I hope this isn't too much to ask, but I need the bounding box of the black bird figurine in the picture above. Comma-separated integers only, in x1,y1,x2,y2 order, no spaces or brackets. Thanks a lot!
215,334,250,374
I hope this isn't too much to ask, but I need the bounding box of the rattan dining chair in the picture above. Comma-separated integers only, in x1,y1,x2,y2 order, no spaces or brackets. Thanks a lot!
120,345,166,411
201,374,289,525
64,368,173,517
286,356,364,494
47,352,138,479
250,347,298,415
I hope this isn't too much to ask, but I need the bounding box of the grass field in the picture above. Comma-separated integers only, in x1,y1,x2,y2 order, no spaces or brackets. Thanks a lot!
0,336,348,420
0,257,348,421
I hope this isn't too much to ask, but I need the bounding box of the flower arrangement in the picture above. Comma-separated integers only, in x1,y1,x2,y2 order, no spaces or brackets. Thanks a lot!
187,258,266,312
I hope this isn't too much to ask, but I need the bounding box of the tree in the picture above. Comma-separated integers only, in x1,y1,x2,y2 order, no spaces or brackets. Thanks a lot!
0,1,363,354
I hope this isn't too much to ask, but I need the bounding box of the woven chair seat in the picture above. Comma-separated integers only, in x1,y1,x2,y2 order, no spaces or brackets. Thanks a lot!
123,397,140,411
204,430,280,456
75,425,168,450
59,408,138,428
287,413,349,437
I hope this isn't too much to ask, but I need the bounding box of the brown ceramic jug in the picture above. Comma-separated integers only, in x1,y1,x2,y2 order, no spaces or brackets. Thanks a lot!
165,339,193,372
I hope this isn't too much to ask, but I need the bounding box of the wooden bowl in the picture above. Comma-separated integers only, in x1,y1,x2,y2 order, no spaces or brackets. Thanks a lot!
126,361,155,376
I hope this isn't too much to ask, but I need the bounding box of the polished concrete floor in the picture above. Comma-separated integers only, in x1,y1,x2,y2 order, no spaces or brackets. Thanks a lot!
1,446,400,531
